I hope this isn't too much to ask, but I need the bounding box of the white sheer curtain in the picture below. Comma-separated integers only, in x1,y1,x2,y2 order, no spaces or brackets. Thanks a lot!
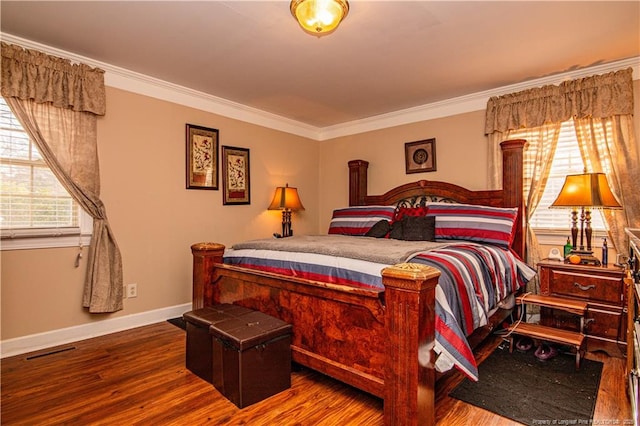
517,124,561,269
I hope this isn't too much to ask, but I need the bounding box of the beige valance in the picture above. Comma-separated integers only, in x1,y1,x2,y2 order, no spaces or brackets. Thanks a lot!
485,68,634,134
1,42,106,116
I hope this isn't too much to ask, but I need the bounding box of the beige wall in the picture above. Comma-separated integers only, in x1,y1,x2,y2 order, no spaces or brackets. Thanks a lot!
318,110,488,232
2,79,639,342
1,87,319,339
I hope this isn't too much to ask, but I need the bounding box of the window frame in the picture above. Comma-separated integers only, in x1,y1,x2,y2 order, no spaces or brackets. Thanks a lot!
533,227,609,247
1,209,93,250
0,98,92,251
511,121,609,248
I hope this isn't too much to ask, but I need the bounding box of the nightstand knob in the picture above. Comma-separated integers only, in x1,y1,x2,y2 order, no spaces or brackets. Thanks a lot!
574,282,596,292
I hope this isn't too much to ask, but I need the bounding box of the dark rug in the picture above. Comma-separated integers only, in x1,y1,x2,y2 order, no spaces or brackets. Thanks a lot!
167,317,186,330
449,345,603,426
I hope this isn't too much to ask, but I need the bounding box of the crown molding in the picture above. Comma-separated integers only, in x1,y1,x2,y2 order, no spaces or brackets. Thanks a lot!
3,33,638,142
319,56,640,140
1,33,321,140
104,69,321,140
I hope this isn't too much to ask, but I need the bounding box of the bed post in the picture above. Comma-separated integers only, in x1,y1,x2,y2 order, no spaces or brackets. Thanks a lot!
348,159,369,206
191,242,225,309
500,139,526,259
381,263,441,426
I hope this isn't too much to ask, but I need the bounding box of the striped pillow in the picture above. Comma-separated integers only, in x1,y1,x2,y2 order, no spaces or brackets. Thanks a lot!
426,202,518,248
328,206,396,236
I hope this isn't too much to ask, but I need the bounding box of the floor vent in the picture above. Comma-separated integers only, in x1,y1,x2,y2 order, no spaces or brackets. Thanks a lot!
26,346,76,360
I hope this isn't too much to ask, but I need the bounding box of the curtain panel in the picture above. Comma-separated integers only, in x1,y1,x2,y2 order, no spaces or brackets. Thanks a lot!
1,42,106,116
573,115,640,253
485,68,634,135
485,67,638,261
1,42,123,313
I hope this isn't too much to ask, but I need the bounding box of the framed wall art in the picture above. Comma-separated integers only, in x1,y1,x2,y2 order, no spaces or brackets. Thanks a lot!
405,138,437,174
186,124,219,189
222,146,250,205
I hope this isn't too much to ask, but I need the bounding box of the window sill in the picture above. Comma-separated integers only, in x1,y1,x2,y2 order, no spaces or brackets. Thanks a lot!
533,228,609,248
1,234,92,251
1,211,93,251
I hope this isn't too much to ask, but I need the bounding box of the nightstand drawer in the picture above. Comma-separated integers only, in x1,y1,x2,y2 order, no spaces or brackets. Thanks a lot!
585,307,625,341
549,269,623,304
538,260,626,357
540,306,626,344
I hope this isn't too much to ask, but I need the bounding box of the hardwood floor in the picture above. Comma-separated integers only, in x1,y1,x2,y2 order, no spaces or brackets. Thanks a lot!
1,321,631,425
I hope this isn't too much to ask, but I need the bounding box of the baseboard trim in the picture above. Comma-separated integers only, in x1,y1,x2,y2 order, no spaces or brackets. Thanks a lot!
0,303,192,359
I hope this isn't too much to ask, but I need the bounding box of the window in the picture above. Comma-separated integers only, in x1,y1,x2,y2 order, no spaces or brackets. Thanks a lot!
511,120,607,234
0,98,91,250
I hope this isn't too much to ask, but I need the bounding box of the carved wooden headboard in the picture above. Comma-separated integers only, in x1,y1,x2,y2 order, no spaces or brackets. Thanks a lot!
347,139,527,259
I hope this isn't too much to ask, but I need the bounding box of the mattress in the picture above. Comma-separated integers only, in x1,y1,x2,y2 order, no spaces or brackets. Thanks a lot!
223,235,536,380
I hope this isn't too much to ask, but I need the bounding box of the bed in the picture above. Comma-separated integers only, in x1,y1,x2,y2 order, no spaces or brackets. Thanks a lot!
191,139,532,425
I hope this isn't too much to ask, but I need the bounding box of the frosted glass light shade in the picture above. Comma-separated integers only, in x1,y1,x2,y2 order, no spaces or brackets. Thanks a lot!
290,0,349,36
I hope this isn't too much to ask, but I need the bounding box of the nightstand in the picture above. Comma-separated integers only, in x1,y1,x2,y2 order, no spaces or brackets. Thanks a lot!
538,260,627,357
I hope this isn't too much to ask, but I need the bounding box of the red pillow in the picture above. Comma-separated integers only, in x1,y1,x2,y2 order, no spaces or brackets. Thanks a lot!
392,206,429,223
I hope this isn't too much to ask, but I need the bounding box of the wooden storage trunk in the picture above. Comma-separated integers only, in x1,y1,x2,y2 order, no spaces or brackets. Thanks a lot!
209,308,292,408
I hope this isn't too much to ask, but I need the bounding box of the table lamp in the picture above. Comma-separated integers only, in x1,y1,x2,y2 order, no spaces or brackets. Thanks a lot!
268,184,305,238
550,172,622,265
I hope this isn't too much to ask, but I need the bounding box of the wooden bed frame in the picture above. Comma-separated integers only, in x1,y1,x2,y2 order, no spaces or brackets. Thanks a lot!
191,139,526,425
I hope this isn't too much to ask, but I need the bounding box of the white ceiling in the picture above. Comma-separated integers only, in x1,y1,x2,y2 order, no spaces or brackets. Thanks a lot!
1,1,639,132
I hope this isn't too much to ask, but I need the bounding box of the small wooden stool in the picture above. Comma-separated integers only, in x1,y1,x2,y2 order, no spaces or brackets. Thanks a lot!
507,322,585,369
509,294,588,369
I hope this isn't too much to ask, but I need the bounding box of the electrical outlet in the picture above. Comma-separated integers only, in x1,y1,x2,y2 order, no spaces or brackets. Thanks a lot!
123,285,127,299
127,283,137,298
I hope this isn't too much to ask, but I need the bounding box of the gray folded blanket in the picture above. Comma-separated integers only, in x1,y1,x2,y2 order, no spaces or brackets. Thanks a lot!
231,235,452,265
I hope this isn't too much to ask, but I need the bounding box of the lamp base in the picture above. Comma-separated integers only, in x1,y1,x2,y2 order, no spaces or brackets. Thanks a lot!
565,249,601,266
281,209,293,238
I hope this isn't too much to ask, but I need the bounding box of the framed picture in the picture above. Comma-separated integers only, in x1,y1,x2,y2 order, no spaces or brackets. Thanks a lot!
222,146,250,205
186,124,219,189
405,138,436,174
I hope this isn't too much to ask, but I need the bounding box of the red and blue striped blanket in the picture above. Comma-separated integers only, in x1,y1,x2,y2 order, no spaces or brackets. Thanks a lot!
223,235,535,380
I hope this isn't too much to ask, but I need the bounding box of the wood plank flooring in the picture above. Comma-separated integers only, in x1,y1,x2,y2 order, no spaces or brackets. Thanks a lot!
1,321,631,425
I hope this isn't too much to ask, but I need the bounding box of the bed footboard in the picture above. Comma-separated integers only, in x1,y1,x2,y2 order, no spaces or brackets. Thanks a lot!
191,243,441,426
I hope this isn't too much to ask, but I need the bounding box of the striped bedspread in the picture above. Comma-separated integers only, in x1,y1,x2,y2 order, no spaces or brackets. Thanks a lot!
223,236,536,380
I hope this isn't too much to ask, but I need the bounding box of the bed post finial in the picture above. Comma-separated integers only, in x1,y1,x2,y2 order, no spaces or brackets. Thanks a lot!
191,242,225,309
348,160,369,206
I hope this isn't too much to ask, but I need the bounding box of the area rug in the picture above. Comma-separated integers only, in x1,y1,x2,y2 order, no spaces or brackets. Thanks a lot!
449,345,603,426
167,317,186,330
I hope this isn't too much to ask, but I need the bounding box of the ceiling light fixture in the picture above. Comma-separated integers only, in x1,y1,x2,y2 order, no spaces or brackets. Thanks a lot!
290,0,349,36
